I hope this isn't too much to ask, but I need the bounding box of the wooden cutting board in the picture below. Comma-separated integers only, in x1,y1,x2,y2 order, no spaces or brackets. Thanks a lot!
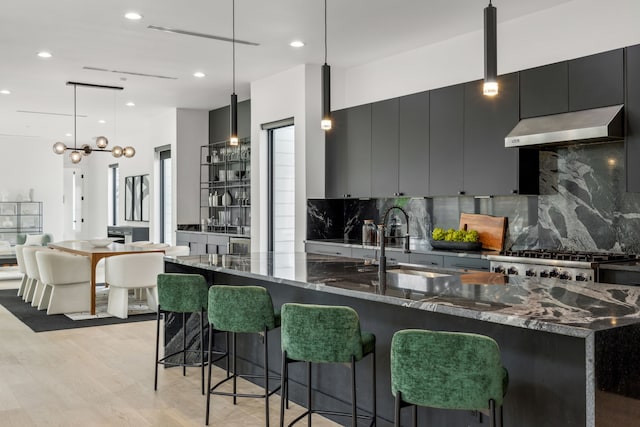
459,213,507,251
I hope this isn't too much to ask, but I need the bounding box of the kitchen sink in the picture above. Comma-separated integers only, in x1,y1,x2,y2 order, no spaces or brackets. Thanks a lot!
385,265,462,293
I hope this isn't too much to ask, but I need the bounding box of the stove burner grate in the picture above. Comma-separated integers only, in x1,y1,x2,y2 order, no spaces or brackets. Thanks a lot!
500,249,632,263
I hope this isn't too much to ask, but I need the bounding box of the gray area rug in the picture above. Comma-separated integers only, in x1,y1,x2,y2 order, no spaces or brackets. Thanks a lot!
0,288,156,332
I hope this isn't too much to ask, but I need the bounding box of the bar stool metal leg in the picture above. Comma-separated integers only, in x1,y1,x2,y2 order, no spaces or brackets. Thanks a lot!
154,308,161,390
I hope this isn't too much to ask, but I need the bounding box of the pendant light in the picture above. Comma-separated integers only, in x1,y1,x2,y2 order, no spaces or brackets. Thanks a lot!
52,82,135,163
229,0,239,146
483,0,498,96
321,0,332,130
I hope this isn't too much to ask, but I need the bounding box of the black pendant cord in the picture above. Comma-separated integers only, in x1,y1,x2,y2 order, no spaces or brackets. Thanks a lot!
232,0,236,95
73,84,77,150
324,0,327,66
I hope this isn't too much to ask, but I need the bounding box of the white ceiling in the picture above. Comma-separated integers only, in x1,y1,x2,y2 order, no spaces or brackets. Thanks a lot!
0,0,571,147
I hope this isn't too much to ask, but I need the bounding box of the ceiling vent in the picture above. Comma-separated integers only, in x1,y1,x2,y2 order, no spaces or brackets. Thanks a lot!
83,66,178,80
147,25,260,46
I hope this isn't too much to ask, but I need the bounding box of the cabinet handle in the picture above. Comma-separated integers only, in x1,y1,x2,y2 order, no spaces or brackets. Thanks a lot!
511,189,518,194
458,191,466,195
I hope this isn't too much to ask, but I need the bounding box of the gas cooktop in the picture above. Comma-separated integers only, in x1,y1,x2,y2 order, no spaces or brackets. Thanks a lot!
499,249,633,263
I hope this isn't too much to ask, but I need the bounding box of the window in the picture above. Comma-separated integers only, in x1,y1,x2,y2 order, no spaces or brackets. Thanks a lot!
108,164,119,226
159,148,172,244
267,123,295,253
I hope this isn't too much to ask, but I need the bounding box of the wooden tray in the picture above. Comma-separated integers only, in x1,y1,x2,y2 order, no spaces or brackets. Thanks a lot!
459,213,507,251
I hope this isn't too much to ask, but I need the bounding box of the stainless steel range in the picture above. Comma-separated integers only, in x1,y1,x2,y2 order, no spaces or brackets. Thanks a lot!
486,250,635,283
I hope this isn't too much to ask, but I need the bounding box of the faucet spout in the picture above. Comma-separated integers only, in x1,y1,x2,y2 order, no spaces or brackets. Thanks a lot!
377,206,411,294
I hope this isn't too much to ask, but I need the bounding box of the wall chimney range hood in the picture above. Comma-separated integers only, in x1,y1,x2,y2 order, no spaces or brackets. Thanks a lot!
504,104,624,148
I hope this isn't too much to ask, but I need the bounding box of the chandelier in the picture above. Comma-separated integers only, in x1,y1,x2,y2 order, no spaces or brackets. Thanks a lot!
52,81,135,164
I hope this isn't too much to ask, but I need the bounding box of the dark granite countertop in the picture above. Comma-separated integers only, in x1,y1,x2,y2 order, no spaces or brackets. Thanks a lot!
165,252,640,338
305,238,498,258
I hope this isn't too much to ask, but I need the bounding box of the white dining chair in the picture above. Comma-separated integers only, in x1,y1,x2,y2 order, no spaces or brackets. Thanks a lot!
163,245,190,256
36,251,91,315
104,252,164,319
21,246,50,304
15,244,28,297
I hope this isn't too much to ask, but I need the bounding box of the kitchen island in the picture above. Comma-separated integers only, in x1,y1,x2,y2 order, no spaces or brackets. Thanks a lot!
164,252,640,427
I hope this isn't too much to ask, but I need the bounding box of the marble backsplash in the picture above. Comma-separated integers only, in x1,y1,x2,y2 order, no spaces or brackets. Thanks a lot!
308,141,640,254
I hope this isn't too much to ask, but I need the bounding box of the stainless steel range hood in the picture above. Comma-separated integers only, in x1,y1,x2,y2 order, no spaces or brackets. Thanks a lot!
504,104,624,148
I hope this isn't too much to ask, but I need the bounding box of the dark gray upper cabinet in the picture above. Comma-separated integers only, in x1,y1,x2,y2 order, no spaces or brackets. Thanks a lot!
520,61,569,118
209,99,251,143
429,84,464,196
568,48,624,111
346,104,372,197
371,99,400,197
326,105,372,198
325,109,348,198
464,73,532,196
399,91,430,196
626,45,640,192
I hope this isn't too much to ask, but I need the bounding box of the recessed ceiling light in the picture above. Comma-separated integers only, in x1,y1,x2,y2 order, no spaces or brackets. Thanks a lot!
37,51,52,58
65,133,72,137
98,119,106,124
125,12,143,20
0,89,10,95
193,71,206,78
125,101,135,107
290,40,305,48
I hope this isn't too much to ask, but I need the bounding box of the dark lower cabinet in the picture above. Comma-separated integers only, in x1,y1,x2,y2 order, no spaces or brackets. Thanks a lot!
626,45,640,192
399,91,430,196
429,84,464,196
568,48,624,111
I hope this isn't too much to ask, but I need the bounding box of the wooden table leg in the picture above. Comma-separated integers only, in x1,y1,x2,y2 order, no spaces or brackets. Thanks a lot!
90,255,98,315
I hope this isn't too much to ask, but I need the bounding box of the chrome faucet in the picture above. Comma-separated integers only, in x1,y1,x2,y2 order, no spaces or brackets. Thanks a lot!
378,206,411,294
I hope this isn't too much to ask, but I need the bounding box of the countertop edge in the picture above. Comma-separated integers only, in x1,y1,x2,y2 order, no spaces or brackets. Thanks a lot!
166,256,595,338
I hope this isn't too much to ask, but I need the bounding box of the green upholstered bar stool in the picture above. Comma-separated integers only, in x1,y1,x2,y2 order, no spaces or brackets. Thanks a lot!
206,285,281,427
390,329,509,427
154,273,211,395
279,303,376,427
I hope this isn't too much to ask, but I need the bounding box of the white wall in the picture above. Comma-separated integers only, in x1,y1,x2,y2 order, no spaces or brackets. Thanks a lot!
250,64,325,252
338,0,640,109
0,138,64,241
83,108,175,241
176,108,209,227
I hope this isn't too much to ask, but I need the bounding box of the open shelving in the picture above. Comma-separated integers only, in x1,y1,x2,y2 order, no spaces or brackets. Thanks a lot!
200,138,250,236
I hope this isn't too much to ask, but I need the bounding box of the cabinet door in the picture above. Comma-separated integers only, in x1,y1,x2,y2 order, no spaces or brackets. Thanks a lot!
520,61,568,118
626,45,640,192
346,104,372,197
429,85,464,196
408,252,443,267
325,109,348,198
443,256,489,271
569,48,624,111
371,99,399,197
463,73,520,196
399,91,430,196
305,242,352,257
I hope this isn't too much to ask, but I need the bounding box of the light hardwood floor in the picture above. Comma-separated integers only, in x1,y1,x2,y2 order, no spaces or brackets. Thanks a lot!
0,279,338,427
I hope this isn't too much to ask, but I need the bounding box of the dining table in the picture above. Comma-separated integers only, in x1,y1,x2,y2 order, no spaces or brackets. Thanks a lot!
48,240,165,315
